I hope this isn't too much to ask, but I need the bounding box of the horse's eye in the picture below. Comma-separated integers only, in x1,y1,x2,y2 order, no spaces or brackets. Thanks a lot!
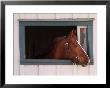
64,43,69,46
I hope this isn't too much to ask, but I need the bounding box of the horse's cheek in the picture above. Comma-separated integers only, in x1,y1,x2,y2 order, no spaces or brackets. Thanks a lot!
53,49,64,59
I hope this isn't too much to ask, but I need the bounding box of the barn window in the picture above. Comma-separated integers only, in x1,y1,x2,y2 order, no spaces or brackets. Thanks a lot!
19,19,93,65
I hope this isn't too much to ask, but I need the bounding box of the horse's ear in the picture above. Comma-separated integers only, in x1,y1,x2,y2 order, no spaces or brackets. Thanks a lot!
73,29,77,35
68,30,74,37
68,29,76,38
68,30,73,37
71,30,74,34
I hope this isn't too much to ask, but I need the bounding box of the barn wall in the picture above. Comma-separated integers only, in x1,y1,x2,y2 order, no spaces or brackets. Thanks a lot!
14,13,97,75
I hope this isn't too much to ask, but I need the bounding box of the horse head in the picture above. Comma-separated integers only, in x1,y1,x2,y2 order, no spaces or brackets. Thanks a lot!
46,29,90,66
66,30,90,66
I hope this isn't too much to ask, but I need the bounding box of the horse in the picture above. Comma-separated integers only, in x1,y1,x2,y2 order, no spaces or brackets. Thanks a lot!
45,30,90,66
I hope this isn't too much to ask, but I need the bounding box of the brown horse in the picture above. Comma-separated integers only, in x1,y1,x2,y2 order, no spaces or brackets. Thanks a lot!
46,30,90,66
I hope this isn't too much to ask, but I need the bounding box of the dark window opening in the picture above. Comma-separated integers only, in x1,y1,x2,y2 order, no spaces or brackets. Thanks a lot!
25,26,77,59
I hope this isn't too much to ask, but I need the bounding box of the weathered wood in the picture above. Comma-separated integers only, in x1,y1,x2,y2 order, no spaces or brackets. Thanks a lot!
38,13,55,19
13,14,20,75
38,65,57,75
56,13,73,19
73,13,89,19
19,13,37,19
77,65,89,75
20,65,38,75
56,65,74,75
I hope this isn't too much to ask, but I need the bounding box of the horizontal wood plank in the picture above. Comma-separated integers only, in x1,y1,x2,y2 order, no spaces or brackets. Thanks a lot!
20,65,38,75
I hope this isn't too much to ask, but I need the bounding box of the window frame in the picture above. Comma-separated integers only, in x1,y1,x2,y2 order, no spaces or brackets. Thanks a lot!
19,19,93,65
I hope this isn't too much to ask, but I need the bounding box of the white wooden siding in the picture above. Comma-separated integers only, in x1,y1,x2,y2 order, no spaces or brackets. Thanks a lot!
14,13,97,75
13,14,20,75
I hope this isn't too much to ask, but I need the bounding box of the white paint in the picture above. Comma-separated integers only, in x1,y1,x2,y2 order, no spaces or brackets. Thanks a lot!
13,14,20,75
20,65,38,75
56,13,72,19
39,65,57,75
38,13,55,19
13,13,96,76
77,26,81,42
73,13,90,19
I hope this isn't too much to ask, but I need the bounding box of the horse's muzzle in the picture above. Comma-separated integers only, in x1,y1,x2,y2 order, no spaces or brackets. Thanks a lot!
72,57,90,67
